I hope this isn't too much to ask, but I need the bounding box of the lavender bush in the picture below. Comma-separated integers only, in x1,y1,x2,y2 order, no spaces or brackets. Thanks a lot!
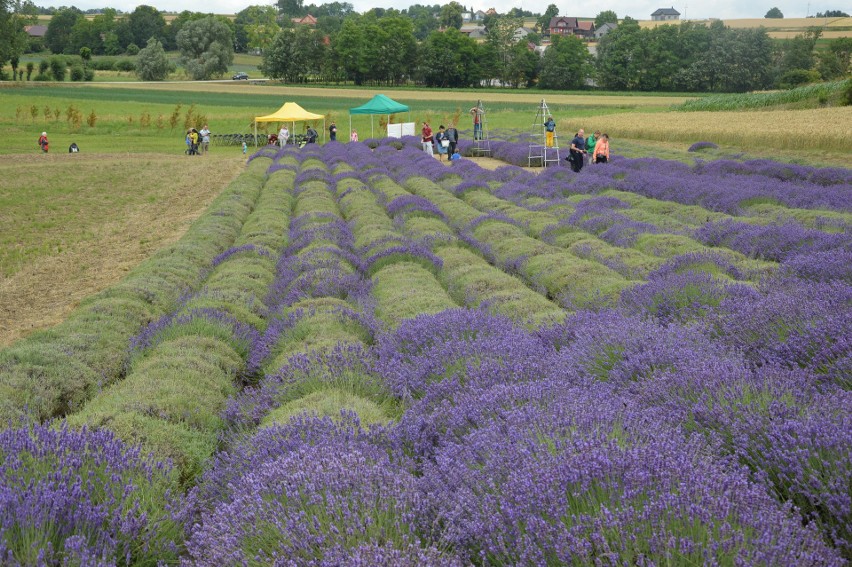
0,424,180,565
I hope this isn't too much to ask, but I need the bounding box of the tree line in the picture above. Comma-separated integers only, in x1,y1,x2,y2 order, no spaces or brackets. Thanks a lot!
2,1,850,91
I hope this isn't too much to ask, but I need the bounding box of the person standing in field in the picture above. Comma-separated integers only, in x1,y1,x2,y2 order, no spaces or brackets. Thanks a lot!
544,116,556,148
200,124,211,154
350,129,358,142
586,131,599,164
421,121,434,155
568,128,587,172
329,122,338,142
469,104,485,140
189,128,199,155
593,133,610,164
38,131,49,153
434,125,448,160
445,123,459,158
279,125,289,147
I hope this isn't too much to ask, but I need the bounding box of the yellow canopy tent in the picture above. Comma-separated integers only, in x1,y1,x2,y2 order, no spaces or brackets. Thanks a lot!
253,102,326,147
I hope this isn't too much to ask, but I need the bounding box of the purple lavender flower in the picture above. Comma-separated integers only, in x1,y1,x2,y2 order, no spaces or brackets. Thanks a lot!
0,424,180,565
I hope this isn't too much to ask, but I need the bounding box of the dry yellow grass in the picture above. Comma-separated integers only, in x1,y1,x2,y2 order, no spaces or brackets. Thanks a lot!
639,17,852,38
563,106,852,153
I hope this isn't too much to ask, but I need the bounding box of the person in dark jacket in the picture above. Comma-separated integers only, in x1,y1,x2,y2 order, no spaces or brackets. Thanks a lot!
568,128,587,172
445,124,459,158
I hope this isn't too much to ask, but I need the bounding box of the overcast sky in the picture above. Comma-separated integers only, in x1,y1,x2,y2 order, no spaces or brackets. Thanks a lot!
37,0,837,20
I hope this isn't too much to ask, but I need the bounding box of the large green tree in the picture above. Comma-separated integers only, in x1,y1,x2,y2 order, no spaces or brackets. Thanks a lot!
594,10,618,27
261,25,326,82
361,15,417,85
332,16,368,84
417,27,482,87
135,37,169,80
595,16,643,89
1,0,32,67
234,5,278,53
440,1,463,29
537,4,558,33
506,42,539,87
177,16,234,80
127,5,166,48
485,15,523,86
817,37,852,79
765,7,783,18
44,6,82,54
539,34,590,89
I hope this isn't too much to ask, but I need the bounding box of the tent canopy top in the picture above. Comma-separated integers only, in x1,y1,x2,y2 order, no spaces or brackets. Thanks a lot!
255,102,324,123
349,94,409,115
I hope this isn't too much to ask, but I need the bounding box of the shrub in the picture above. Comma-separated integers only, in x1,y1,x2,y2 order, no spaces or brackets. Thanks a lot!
114,57,136,72
49,56,66,81
777,68,822,90
125,43,140,55
69,64,85,81
687,141,719,152
83,68,94,81
38,59,48,74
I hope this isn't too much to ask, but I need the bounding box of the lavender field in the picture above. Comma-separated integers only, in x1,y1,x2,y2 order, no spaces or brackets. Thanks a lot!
1,137,850,565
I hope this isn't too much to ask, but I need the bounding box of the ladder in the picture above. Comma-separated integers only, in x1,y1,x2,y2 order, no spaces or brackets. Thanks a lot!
470,99,491,156
528,99,560,167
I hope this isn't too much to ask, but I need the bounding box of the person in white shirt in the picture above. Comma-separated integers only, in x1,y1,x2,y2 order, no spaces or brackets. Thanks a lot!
279,125,290,147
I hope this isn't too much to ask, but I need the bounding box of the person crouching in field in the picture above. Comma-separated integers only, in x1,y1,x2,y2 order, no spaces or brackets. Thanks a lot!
593,133,610,164
38,132,49,153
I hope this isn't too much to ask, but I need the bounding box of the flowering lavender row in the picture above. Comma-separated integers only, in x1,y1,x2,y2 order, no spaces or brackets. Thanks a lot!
189,306,848,563
1,424,181,565
328,143,565,325
6,141,850,563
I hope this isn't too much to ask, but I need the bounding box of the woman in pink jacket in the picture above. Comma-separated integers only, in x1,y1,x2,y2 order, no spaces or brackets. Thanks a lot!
593,133,610,164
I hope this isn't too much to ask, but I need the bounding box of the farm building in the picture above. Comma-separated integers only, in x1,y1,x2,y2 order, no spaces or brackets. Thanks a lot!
651,7,681,21
548,17,595,39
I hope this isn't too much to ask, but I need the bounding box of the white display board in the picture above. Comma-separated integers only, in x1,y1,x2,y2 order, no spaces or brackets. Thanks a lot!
387,122,416,138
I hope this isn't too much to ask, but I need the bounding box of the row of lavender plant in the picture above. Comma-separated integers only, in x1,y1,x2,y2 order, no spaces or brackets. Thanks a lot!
0,158,293,564
182,146,460,561
183,302,849,563
0,158,273,425
224,150,393,434
4,142,849,563
180,142,850,562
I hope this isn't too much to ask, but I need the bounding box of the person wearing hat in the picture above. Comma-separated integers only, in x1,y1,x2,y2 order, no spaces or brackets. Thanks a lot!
38,132,49,153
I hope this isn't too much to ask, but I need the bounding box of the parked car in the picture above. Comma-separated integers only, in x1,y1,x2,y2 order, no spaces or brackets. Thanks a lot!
232,72,249,80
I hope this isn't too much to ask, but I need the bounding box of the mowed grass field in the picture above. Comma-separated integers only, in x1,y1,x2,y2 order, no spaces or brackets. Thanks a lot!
0,81,849,343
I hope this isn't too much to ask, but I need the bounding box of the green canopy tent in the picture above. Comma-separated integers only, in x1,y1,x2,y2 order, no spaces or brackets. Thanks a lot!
349,94,410,139
254,102,325,147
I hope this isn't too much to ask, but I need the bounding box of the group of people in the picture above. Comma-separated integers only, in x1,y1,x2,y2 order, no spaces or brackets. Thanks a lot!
568,128,610,173
185,125,211,155
422,122,460,161
275,125,319,148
